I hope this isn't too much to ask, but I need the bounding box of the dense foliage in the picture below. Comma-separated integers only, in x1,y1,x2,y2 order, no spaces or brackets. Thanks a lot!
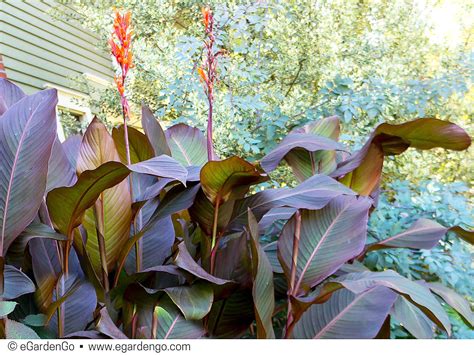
0,77,473,339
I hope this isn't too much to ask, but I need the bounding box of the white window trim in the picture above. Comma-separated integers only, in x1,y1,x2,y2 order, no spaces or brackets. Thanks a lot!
83,72,111,87
43,83,93,141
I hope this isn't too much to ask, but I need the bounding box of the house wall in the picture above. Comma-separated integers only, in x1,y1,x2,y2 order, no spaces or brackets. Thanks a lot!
0,0,113,94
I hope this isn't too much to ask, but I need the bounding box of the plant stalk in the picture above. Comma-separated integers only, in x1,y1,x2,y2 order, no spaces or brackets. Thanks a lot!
39,199,65,337
207,96,214,161
94,199,109,293
285,210,301,339
210,199,220,274
122,109,142,273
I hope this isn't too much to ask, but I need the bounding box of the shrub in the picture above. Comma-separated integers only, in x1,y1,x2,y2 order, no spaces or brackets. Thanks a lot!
0,76,473,339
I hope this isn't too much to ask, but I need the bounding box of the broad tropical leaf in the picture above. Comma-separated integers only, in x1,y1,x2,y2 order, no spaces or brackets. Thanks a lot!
0,78,25,115
47,274,97,337
112,124,155,164
47,162,130,239
391,295,435,338
96,307,128,339
0,89,58,255
62,135,82,168
228,174,357,231
155,298,206,339
327,270,451,334
331,118,471,195
76,118,132,275
207,290,255,338
2,265,35,300
141,104,171,157
0,300,17,317
173,242,231,285
248,210,275,338
5,319,40,339
278,196,371,293
261,133,344,173
125,205,175,272
292,286,397,338
129,155,187,185
164,282,213,320
165,123,208,166
47,137,77,192
367,218,448,252
285,116,341,180
428,282,474,326
200,156,268,204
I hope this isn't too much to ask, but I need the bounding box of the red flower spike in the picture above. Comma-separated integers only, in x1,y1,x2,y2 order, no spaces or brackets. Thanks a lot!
110,9,133,120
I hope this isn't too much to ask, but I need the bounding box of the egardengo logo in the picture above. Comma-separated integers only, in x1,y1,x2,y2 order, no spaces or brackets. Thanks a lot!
4,340,192,354
8,341,75,352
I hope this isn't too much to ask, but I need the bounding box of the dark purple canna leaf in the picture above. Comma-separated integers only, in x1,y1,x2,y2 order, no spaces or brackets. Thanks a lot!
449,225,474,245
5,319,40,339
278,196,371,294
327,270,451,335
0,78,25,115
125,204,175,273
47,161,131,240
141,104,171,157
62,134,82,169
260,133,345,174
155,298,206,339
0,89,58,256
129,155,188,185
165,123,208,166
2,265,35,300
200,156,268,205
331,118,471,196
112,124,155,164
248,210,275,339
47,274,97,337
228,174,357,231
367,220,474,254
284,116,341,180
390,295,435,338
96,307,128,339
164,282,214,320
173,242,231,285
207,289,255,338
367,218,449,252
292,286,397,338
428,282,474,326
47,137,77,192
76,117,132,275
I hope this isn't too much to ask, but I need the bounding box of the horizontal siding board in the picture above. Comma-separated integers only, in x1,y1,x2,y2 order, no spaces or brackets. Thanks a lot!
40,0,99,39
0,35,112,80
6,0,109,61
3,67,46,90
1,9,112,69
3,56,83,93
11,81,38,95
0,23,114,77
10,0,98,43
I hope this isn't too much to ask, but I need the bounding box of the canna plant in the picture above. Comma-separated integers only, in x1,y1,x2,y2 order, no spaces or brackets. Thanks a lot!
1,10,473,341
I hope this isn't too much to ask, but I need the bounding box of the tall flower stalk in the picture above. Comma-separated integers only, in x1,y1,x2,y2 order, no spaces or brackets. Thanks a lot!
110,10,142,271
198,6,222,161
110,9,133,166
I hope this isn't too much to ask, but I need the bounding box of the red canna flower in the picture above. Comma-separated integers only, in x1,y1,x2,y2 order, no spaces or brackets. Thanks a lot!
202,6,211,29
198,6,223,162
110,9,133,118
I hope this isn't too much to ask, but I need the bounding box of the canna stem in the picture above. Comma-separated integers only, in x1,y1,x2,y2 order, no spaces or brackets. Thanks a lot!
285,210,301,339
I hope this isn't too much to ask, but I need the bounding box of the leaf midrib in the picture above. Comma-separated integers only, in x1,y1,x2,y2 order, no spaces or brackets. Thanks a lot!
1,100,42,253
294,203,351,292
